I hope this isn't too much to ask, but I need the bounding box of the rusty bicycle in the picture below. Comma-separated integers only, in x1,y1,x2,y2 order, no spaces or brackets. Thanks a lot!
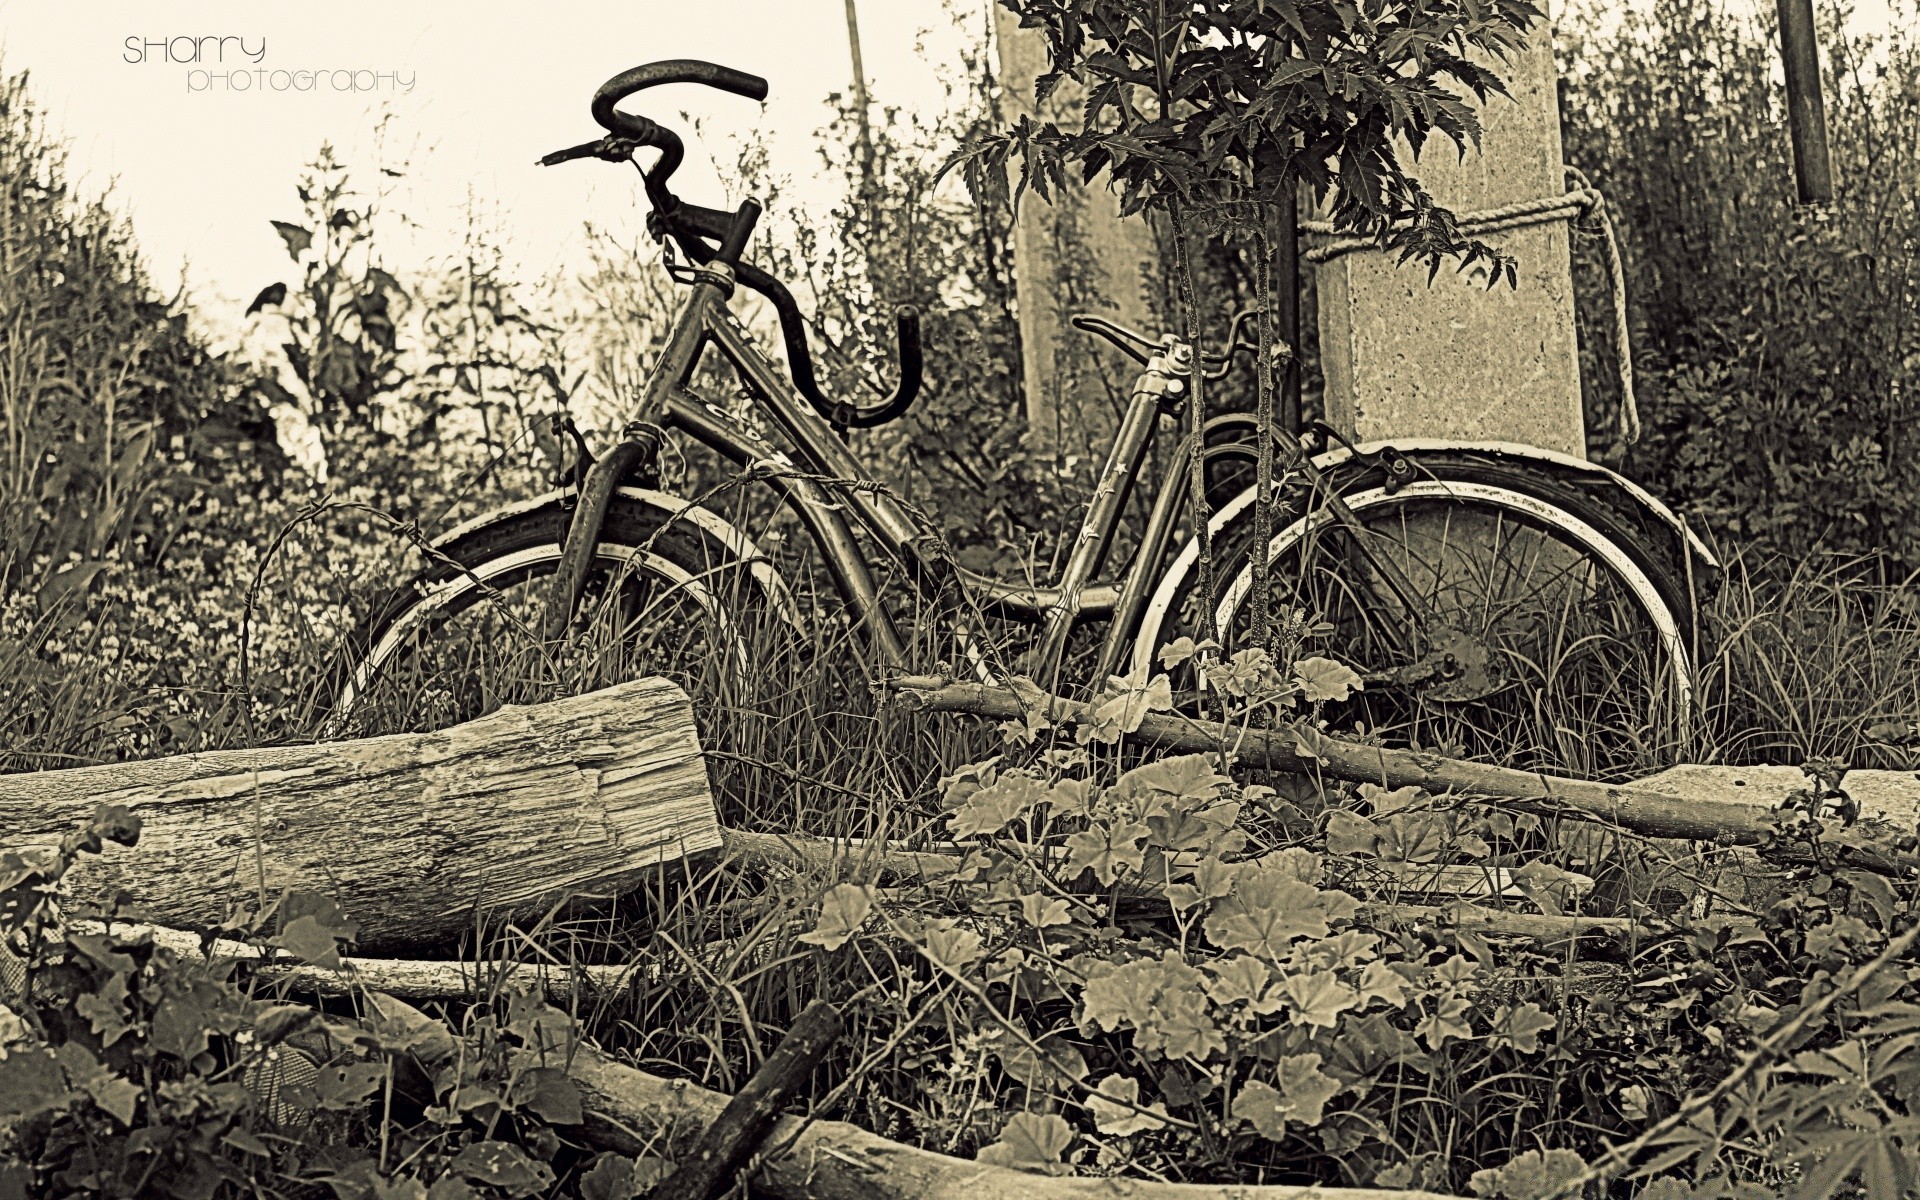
327,59,1716,776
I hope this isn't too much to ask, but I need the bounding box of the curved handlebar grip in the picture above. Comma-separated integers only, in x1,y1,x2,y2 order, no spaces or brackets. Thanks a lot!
836,306,924,429
592,59,768,139
736,266,925,430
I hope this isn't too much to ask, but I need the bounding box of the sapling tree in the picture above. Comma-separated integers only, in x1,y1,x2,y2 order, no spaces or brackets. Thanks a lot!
953,0,1540,650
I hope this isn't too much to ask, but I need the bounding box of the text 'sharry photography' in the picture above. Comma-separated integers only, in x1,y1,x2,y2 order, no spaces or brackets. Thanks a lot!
123,36,416,93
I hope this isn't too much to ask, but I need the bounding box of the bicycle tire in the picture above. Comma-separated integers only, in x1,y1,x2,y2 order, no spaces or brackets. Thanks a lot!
323,493,793,737
1132,451,1699,778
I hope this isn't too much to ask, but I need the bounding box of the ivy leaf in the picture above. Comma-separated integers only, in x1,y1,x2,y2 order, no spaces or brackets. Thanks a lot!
1233,1053,1342,1138
1294,657,1363,703
1116,754,1230,812
1418,992,1475,1050
1083,669,1174,743
1487,1002,1558,1054
449,1142,556,1199
1165,883,1206,914
1157,635,1218,668
1357,961,1410,1010
1376,812,1450,864
312,1060,388,1111
578,1154,632,1200
919,919,985,973
275,892,358,968
977,1111,1075,1174
1467,1148,1589,1199
1324,810,1381,856
1192,856,1239,900
1281,970,1362,1029
1087,1075,1169,1135
1044,778,1099,818
1065,819,1151,884
1019,892,1073,929
997,1033,1088,1092
54,1043,139,1125
1140,988,1227,1061
1203,955,1274,1008
1292,724,1334,764
151,976,245,1062
1081,960,1164,1033
0,1048,70,1120
74,970,132,1046
1358,782,1424,814
1080,953,1206,1036
950,773,1047,837
799,884,875,952
1202,865,1359,961
367,991,454,1065
510,1066,583,1125
940,758,1002,812
87,804,143,849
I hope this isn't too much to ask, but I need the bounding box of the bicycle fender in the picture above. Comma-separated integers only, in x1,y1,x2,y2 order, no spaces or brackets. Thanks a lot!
431,485,799,631
1319,439,1718,569
1127,438,1716,677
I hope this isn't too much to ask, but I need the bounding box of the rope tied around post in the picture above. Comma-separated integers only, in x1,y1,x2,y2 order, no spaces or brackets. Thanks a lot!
1301,175,1641,443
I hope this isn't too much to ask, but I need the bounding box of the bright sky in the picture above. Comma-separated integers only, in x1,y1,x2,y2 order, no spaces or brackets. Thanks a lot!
0,0,1896,339
0,0,984,333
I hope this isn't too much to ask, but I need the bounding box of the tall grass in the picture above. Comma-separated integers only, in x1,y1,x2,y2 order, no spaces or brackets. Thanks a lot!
1697,551,1920,767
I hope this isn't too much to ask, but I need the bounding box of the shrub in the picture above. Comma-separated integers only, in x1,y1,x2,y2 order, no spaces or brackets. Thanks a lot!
1561,0,1920,569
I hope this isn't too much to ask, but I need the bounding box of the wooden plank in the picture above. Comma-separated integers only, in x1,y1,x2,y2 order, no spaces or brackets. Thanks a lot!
0,677,721,951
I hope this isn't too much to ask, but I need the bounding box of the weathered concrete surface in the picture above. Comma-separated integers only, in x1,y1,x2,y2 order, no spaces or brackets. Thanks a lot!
1316,11,1587,457
994,9,1165,458
1625,764,1920,915
1634,763,1920,828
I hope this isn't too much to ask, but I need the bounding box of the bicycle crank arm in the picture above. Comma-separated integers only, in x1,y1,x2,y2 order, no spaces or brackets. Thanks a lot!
1359,626,1508,702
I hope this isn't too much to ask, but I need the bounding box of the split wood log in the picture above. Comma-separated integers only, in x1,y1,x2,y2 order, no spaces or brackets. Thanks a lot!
568,1040,1467,1200
644,998,844,1200
0,677,722,951
887,677,1919,878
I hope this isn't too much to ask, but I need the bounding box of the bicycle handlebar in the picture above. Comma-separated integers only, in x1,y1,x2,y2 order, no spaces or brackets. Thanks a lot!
591,61,768,182
573,58,923,430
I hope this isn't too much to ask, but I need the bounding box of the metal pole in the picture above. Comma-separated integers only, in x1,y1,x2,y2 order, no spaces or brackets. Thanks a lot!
1775,0,1834,203
1275,184,1301,435
843,0,877,198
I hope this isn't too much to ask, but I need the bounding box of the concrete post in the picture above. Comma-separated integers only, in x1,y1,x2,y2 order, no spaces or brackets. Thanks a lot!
993,9,1165,459
1315,13,1587,458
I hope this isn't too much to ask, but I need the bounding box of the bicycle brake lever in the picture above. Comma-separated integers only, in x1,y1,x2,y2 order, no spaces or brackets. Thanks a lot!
538,136,640,167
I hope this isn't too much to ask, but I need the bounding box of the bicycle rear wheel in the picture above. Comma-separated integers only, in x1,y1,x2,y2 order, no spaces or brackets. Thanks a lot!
1140,454,1696,779
325,496,792,738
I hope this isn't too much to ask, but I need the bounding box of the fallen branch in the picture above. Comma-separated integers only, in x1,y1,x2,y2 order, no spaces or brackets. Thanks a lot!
568,1040,1467,1200
646,998,843,1200
719,830,1640,943
887,677,1917,877
72,921,646,999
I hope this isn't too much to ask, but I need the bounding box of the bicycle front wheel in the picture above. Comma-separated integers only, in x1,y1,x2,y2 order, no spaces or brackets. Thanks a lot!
324,494,794,738
1139,454,1697,779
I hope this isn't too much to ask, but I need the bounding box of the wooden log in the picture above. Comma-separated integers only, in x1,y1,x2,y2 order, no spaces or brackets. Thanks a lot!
0,678,723,951
568,1042,1466,1200
887,677,1918,877
645,999,844,1200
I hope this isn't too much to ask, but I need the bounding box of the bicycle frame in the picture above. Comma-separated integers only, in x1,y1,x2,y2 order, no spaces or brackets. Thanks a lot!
638,261,1202,690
